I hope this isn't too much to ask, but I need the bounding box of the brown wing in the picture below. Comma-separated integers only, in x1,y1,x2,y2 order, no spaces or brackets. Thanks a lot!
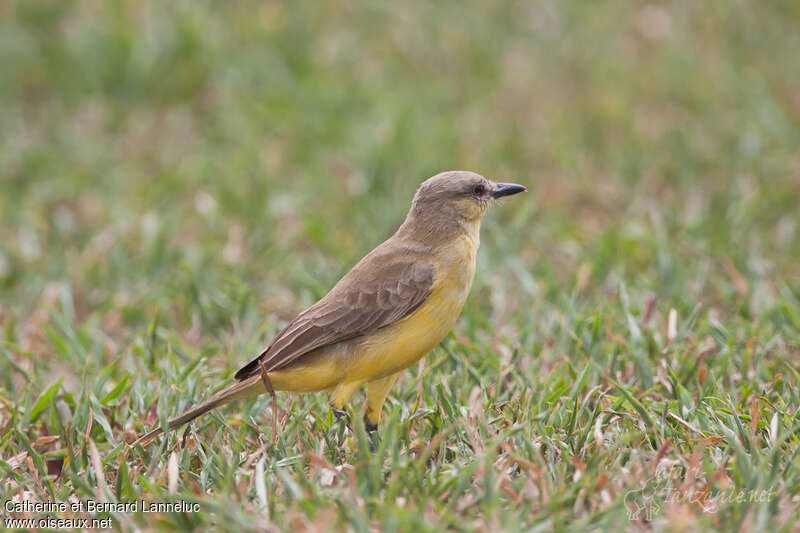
234,246,435,380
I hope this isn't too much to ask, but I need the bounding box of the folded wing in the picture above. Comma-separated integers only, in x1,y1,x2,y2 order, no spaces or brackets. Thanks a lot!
234,247,435,380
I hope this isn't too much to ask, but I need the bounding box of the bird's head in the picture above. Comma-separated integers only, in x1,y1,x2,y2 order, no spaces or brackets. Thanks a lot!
398,171,526,244
408,170,526,223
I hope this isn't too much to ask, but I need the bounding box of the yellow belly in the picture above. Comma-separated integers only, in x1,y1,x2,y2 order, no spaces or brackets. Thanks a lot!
267,232,478,392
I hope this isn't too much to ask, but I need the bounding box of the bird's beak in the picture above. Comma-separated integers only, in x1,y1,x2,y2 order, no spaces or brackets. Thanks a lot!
491,183,527,198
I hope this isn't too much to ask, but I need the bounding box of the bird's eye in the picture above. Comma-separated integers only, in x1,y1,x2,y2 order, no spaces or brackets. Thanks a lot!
473,184,485,196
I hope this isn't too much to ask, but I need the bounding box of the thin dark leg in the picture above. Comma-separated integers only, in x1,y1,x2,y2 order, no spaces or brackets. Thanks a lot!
365,422,379,452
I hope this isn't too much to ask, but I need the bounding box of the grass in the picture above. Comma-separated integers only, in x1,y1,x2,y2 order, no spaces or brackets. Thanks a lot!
1,0,800,531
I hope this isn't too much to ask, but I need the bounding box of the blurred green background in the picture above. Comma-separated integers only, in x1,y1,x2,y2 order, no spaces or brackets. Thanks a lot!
1,1,799,530
2,0,798,316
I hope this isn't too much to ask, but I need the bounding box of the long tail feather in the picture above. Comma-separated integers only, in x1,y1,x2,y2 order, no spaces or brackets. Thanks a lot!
131,375,265,447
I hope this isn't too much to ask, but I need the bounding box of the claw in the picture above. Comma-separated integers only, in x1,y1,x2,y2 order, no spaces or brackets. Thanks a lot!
367,428,380,452
331,408,352,433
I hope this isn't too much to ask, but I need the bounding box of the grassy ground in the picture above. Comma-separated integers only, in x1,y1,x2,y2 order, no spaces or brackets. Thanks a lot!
2,1,800,531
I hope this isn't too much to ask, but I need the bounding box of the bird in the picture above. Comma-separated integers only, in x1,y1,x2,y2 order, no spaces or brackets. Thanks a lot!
133,170,526,446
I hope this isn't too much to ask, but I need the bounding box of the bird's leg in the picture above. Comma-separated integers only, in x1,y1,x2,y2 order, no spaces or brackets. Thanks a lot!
364,373,400,450
258,359,278,443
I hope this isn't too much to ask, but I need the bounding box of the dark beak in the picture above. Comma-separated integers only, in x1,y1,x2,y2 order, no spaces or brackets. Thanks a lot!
491,182,527,198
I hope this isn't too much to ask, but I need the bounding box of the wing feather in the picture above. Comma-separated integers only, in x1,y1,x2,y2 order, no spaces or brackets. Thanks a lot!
234,245,435,380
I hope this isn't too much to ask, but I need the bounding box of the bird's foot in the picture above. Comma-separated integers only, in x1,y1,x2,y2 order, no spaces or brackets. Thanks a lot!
331,408,352,431
365,421,379,452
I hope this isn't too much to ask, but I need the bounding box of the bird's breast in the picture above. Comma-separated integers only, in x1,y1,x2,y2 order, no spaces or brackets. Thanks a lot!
346,232,479,380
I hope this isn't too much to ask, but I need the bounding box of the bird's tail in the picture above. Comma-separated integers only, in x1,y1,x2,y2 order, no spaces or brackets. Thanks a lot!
131,375,265,447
